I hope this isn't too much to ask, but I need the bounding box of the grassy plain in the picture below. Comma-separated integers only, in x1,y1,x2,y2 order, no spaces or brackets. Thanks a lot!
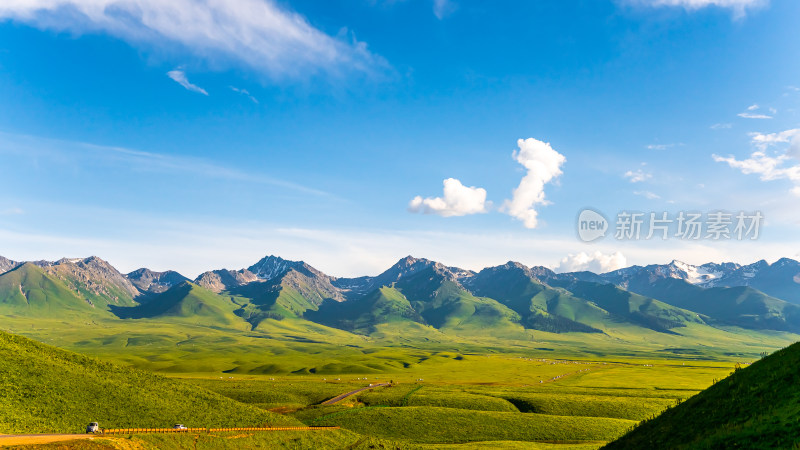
1,311,793,449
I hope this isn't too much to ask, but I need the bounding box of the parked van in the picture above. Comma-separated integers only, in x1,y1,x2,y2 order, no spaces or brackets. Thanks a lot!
86,422,100,433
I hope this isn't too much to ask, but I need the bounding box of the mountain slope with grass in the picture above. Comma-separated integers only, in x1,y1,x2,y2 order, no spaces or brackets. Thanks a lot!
623,278,800,333
0,263,103,317
308,286,427,333
604,341,800,449
0,330,300,434
551,280,706,333
468,262,604,333
116,281,248,329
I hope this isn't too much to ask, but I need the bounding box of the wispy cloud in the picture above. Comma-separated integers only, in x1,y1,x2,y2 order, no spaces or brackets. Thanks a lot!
167,70,208,95
0,131,334,198
624,0,768,18
634,190,661,199
737,104,773,119
646,143,682,150
0,0,385,81
711,123,733,130
409,178,489,217
229,86,259,104
0,207,24,216
713,128,800,196
624,169,652,183
433,0,458,19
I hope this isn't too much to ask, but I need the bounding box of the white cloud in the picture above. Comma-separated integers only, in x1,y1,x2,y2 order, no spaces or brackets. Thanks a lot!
167,70,208,95
713,128,800,196
711,123,733,130
433,0,457,19
501,138,566,229
229,86,259,104
737,104,773,119
624,169,652,183
555,251,627,274
634,190,661,199
409,178,489,217
738,112,773,119
627,0,768,18
0,0,382,80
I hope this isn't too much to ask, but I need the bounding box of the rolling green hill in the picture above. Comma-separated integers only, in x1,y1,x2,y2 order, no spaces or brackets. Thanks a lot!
604,341,800,449
308,286,426,333
116,281,248,329
0,330,300,434
0,263,103,318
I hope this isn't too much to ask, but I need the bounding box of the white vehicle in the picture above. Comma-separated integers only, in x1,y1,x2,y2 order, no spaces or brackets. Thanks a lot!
86,422,100,434
173,424,188,430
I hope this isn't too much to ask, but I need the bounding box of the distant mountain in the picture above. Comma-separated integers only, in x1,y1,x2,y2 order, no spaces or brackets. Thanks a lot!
0,256,19,275
4,253,800,339
0,263,102,317
333,256,475,299
246,255,305,280
226,259,344,328
194,269,259,293
309,286,426,334
604,341,800,449
549,279,706,333
467,262,603,333
127,268,189,295
31,256,139,309
596,259,800,305
624,278,800,333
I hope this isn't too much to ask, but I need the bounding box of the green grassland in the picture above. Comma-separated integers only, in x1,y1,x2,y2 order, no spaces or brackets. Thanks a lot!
0,331,299,434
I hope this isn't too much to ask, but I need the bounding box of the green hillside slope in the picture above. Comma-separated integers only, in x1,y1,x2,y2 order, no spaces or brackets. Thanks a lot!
308,286,426,333
469,264,604,333
555,281,705,333
394,267,526,337
627,278,800,333
0,330,300,434
604,341,800,449
117,281,248,329
0,263,102,317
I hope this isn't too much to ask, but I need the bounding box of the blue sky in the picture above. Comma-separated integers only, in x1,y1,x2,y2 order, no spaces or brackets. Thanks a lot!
1,0,799,277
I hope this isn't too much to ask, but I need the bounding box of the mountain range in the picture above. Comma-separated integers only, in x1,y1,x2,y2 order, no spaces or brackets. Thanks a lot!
2,254,800,337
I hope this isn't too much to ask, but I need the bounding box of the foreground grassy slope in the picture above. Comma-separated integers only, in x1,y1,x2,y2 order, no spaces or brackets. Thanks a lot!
605,341,800,449
0,330,300,434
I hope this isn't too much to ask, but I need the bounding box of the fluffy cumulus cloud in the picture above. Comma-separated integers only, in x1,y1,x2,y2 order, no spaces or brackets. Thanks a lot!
166,70,208,95
0,0,382,80
555,251,627,274
409,178,489,217
713,128,800,196
502,138,566,229
627,0,768,17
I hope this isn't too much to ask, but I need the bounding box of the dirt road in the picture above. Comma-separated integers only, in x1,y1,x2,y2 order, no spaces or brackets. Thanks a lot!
321,383,390,405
